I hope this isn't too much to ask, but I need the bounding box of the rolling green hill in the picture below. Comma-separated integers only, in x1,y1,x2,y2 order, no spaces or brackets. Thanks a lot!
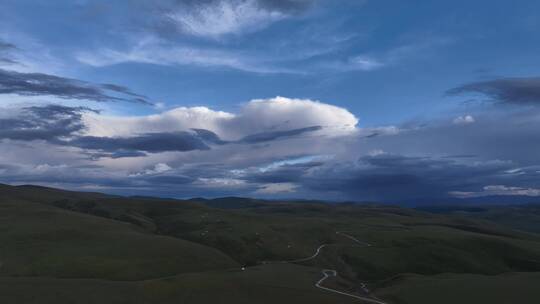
0,264,358,304
375,272,540,304
0,191,237,280
1,183,539,303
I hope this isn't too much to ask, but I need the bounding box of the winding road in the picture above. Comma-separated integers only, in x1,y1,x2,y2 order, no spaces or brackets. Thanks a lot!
316,269,387,304
286,244,328,263
267,231,387,303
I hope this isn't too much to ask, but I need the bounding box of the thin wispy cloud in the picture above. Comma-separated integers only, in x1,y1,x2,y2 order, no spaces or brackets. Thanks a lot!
156,0,316,38
76,40,302,74
167,0,286,38
0,39,18,65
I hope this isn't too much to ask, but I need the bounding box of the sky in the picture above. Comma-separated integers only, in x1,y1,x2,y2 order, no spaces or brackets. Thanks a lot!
1,0,540,202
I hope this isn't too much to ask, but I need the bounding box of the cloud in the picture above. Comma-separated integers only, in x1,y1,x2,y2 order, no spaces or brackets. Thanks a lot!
0,104,90,141
453,115,475,125
83,106,235,137
357,109,540,166
0,39,18,65
0,40,16,51
83,96,358,139
242,158,324,183
196,177,248,188
447,77,540,105
323,36,454,72
67,131,213,154
2,94,539,202
238,126,322,143
157,0,316,38
451,185,540,198
131,163,173,176
1,97,357,160
77,96,355,155
223,149,538,201
0,68,152,104
300,154,526,201
229,97,358,136
76,40,301,74
348,56,384,71
73,1,327,74
255,182,298,194
166,0,286,38
0,104,217,156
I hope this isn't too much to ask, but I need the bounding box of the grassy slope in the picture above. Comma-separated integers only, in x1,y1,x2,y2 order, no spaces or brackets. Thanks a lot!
418,204,540,234
0,264,358,304
0,197,237,280
11,184,539,283
1,184,540,303
375,272,540,304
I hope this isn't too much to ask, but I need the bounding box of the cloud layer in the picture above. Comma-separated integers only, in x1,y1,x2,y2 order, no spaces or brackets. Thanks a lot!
1,92,540,202
448,77,540,105
0,68,152,104
83,96,358,139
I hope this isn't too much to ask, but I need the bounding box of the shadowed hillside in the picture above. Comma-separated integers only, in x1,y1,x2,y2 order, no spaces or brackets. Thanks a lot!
1,184,539,303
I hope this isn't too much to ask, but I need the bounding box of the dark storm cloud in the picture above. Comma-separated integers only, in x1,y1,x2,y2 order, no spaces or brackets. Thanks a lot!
0,105,90,141
110,150,148,159
360,110,540,166
189,126,323,146
86,150,149,159
302,154,529,201
1,104,306,157
4,106,540,201
238,126,322,144
0,69,152,105
0,104,214,156
231,148,540,201
447,77,540,105
68,126,321,155
191,128,227,145
143,174,195,185
68,132,212,154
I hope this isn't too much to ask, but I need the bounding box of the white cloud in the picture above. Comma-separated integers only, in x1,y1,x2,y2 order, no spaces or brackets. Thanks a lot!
197,177,247,188
83,96,359,139
153,163,172,173
368,149,386,156
453,115,475,125
255,182,298,194
83,106,235,137
349,55,384,71
134,163,172,176
229,96,358,136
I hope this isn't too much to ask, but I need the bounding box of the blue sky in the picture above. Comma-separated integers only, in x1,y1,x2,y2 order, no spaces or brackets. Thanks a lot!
1,0,540,202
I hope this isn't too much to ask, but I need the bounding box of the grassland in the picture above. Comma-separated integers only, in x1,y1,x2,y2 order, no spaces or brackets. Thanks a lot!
0,264,359,304
1,184,539,303
0,196,237,280
375,272,540,304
